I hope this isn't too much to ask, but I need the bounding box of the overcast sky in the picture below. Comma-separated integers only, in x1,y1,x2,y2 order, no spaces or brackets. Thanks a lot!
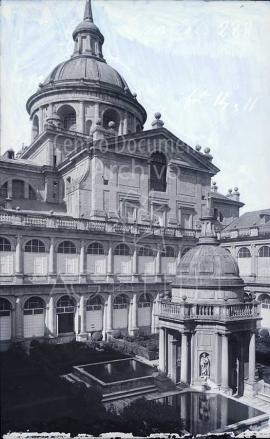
1,0,270,212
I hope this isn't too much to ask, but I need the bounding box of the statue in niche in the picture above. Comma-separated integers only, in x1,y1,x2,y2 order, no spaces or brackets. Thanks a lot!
200,352,210,378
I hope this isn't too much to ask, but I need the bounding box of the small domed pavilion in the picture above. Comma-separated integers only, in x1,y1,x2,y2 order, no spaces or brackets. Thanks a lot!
158,202,260,396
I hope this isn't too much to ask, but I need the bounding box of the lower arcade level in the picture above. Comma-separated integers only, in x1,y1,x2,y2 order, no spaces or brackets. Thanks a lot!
0,283,165,349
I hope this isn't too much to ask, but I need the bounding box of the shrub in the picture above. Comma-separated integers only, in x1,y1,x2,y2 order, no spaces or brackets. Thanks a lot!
113,330,123,339
92,331,103,342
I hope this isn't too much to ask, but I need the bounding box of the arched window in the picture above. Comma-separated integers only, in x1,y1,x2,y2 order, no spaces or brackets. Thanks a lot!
12,180,25,199
138,293,152,308
29,186,36,200
58,241,76,254
113,294,128,309
114,243,130,256
182,247,191,257
138,246,154,257
56,295,75,311
32,115,39,139
258,294,270,304
0,298,11,316
103,108,120,131
161,246,175,257
24,297,45,315
238,247,251,258
25,239,45,253
150,152,167,192
87,242,104,255
0,238,11,252
86,295,102,311
0,182,8,198
57,105,76,131
259,246,270,258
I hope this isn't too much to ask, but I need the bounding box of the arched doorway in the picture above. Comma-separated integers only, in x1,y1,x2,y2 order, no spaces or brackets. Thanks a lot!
0,298,12,341
56,295,75,335
86,295,103,333
23,297,46,338
138,293,152,328
113,294,129,330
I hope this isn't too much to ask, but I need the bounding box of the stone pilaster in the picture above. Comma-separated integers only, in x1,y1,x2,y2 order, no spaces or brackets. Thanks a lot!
15,236,23,284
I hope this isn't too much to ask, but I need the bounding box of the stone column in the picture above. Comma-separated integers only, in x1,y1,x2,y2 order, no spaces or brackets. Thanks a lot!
106,294,113,337
15,235,23,284
39,106,43,133
15,297,23,340
129,292,138,335
168,335,177,383
239,338,245,396
79,295,86,336
221,333,229,389
48,237,56,280
151,293,160,334
107,243,114,280
248,331,256,384
250,244,257,277
159,327,166,372
79,241,86,283
181,332,189,383
132,248,138,278
46,295,55,338
155,245,162,279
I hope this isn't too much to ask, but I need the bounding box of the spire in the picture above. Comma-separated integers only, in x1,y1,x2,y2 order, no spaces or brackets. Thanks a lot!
72,0,104,59
84,0,93,22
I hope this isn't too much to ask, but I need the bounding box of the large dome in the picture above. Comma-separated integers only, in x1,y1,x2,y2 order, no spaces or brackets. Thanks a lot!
44,57,129,91
177,244,243,288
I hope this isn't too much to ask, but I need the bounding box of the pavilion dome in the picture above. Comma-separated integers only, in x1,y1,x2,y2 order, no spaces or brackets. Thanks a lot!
176,211,244,289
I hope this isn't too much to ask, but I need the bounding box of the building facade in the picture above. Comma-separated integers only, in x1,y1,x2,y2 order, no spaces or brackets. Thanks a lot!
0,0,242,349
220,209,270,333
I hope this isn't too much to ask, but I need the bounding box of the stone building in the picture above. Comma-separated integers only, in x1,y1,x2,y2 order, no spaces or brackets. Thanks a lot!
0,0,242,349
220,209,270,333
158,207,260,396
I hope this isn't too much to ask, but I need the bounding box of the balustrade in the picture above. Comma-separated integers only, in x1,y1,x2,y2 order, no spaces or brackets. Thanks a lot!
159,300,258,321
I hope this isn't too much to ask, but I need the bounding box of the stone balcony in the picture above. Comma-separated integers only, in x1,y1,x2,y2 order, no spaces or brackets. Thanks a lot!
159,300,260,322
0,211,197,239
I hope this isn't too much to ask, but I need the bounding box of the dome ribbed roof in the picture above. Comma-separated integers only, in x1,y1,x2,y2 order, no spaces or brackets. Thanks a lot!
44,57,129,90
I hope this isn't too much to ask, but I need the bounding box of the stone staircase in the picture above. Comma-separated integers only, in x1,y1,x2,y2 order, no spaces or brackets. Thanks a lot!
102,383,158,403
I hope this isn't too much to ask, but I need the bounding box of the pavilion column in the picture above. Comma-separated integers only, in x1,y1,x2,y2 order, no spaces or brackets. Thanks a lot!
79,295,86,334
15,235,23,283
151,293,160,334
180,332,189,383
248,331,256,384
221,333,229,389
159,327,166,372
168,335,177,383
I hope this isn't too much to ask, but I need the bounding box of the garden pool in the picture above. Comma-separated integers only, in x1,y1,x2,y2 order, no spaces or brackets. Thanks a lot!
153,391,267,436
82,358,154,383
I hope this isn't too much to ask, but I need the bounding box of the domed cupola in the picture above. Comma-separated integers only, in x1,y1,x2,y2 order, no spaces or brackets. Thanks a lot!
174,201,244,302
26,0,147,141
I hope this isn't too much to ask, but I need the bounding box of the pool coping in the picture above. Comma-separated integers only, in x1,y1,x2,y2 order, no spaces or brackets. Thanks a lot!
73,357,156,387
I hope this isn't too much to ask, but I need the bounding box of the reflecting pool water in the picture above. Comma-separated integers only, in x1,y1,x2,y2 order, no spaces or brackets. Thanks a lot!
155,392,264,436
82,359,155,383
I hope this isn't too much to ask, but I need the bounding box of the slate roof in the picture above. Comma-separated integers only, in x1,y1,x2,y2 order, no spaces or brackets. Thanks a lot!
223,209,270,231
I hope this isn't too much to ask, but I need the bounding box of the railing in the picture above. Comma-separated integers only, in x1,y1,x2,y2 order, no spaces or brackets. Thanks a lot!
0,211,197,239
159,300,259,321
221,225,270,241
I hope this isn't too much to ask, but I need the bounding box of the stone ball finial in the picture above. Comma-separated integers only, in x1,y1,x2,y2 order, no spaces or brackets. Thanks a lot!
195,145,202,151
16,206,20,211
38,83,43,88
124,86,129,92
204,147,211,154
133,92,137,98
155,112,161,120
228,188,233,194
108,121,115,129
234,187,239,192
96,118,102,126
212,181,217,186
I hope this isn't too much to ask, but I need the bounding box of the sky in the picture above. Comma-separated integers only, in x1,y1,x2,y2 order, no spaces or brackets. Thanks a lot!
1,0,270,213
